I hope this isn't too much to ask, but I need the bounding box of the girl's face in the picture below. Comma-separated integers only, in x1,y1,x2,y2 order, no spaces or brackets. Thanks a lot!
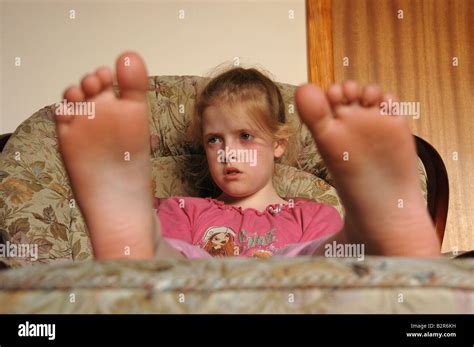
202,102,285,198
211,233,230,247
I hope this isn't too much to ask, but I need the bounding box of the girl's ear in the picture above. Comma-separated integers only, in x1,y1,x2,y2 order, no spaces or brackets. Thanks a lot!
274,138,288,158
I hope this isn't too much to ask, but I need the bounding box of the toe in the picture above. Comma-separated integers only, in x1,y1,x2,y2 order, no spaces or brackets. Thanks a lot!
342,80,361,103
63,85,85,103
361,84,383,107
295,84,334,137
327,84,344,107
56,86,84,124
95,66,114,90
81,74,102,98
116,51,149,102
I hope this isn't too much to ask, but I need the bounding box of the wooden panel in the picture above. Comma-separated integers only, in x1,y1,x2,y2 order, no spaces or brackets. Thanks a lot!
306,0,335,88
331,0,474,252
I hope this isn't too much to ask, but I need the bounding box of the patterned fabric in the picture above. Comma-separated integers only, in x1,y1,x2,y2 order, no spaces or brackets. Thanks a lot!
0,75,427,269
0,256,472,313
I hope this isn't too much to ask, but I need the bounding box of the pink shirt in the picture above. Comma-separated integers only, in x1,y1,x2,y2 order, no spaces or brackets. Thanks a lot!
154,196,343,259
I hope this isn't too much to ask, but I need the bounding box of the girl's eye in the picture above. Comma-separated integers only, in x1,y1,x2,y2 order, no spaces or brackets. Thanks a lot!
241,133,253,141
207,136,221,144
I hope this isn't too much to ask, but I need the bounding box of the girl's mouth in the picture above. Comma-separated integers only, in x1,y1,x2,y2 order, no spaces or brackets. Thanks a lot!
224,167,242,178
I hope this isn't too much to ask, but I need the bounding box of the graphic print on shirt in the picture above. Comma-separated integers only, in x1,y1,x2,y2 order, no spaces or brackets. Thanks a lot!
200,226,280,257
202,226,240,257
239,228,278,258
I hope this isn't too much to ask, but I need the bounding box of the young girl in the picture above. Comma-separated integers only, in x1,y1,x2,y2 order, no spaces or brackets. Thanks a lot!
153,65,343,258
54,52,440,260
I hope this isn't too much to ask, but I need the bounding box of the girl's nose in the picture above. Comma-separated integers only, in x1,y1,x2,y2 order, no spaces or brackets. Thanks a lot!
221,140,238,163
222,153,236,164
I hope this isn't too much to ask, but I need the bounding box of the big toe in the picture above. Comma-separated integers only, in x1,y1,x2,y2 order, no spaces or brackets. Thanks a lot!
116,51,149,102
295,84,334,137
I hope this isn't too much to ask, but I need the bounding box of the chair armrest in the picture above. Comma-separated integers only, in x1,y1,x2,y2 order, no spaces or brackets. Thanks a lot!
0,133,12,153
415,135,449,244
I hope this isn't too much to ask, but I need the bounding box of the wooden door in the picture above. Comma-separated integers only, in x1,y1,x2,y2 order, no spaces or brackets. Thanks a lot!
307,0,474,252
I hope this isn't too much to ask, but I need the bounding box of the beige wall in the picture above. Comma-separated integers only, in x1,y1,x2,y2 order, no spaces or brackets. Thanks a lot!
0,0,307,134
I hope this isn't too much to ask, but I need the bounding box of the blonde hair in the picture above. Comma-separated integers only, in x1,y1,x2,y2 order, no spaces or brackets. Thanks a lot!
183,64,301,197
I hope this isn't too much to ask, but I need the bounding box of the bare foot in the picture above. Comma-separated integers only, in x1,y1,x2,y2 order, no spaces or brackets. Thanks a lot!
295,81,440,256
55,52,156,259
